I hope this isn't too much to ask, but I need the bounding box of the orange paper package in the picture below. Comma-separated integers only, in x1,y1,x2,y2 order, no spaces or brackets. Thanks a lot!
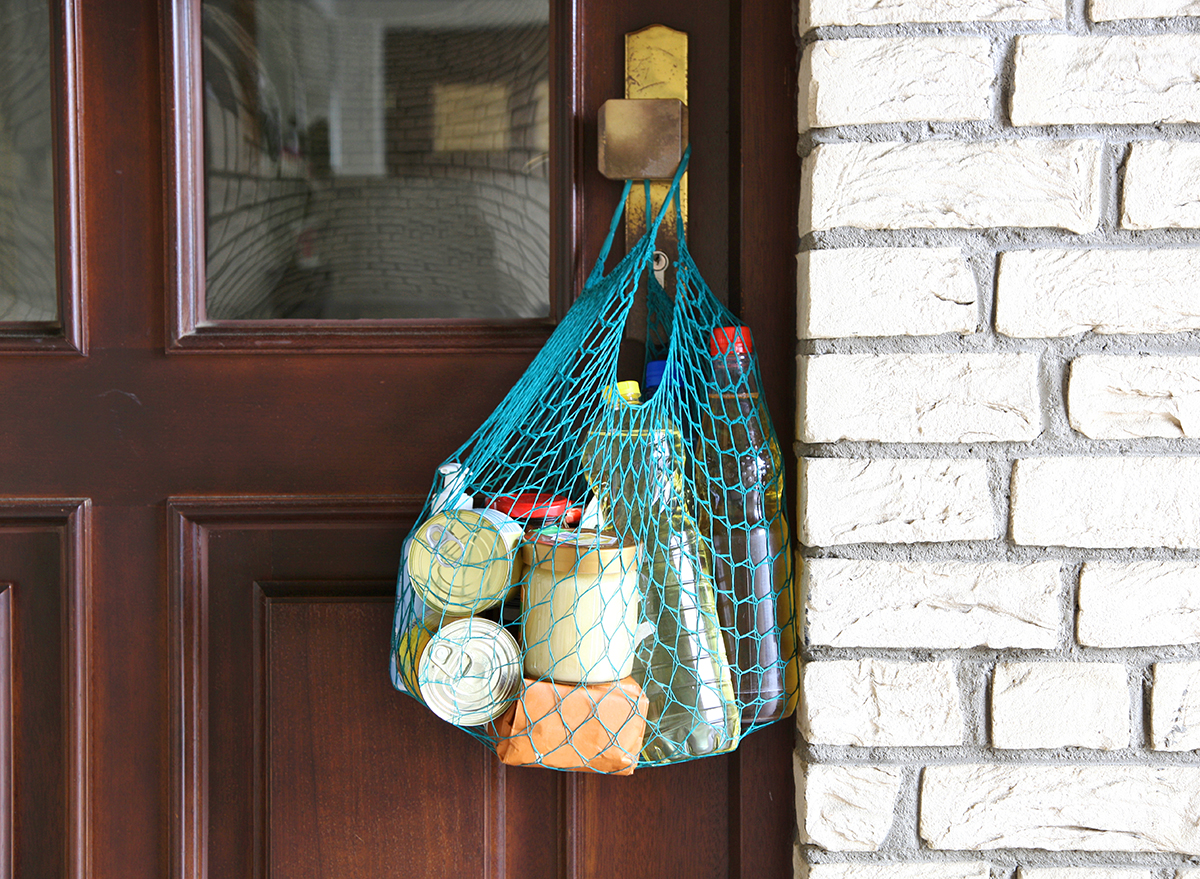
491,676,648,775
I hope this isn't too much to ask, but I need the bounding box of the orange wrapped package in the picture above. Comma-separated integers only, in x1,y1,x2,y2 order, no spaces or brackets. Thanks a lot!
491,676,648,775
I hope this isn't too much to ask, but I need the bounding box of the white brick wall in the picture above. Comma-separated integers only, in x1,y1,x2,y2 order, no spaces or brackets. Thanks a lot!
921,765,1200,852
803,140,1103,234
1011,36,1200,126
990,662,1130,749
801,37,993,129
1122,141,1200,229
798,247,977,339
802,659,964,746
995,249,1200,337
796,1,1200,877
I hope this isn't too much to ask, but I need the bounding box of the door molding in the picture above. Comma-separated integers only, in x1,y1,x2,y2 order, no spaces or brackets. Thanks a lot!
0,0,86,355
167,495,425,879
0,498,92,879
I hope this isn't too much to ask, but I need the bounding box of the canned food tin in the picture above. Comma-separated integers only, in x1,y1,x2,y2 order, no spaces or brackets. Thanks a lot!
394,613,468,695
407,509,525,614
522,529,648,684
418,617,522,726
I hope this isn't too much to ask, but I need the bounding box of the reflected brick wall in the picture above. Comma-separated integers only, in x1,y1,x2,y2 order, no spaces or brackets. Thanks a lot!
203,2,549,320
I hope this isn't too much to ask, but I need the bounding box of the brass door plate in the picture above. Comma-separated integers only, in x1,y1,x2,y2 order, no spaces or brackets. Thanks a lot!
598,99,688,181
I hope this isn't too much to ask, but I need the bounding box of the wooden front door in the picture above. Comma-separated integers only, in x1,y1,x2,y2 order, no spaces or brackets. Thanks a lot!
0,0,798,876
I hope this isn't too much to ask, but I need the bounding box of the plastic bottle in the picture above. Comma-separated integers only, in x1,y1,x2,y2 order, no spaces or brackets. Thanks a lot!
702,326,792,727
581,381,739,761
643,359,668,398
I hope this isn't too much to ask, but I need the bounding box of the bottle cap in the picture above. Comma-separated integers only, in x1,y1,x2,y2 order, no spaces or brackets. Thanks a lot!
644,359,668,390
614,381,642,404
488,493,569,521
710,326,753,357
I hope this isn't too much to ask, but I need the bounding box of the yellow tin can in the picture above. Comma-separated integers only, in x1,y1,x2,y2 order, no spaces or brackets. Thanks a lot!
407,508,525,615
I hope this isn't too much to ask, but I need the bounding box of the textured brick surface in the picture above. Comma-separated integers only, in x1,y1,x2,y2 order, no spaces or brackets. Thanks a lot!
1079,561,1200,647
804,558,1062,649
802,659,964,746
802,764,904,851
799,247,977,339
803,141,1102,234
996,249,1200,337
991,662,1130,750
801,458,996,546
922,765,1200,852
1069,356,1200,438
1012,35,1200,125
1151,662,1200,751
802,37,992,128
1091,0,1200,20
802,0,1061,28
1123,142,1200,230
1011,457,1200,548
801,353,1042,443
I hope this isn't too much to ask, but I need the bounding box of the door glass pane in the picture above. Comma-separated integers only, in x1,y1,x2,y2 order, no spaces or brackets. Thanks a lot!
0,0,56,323
202,0,550,321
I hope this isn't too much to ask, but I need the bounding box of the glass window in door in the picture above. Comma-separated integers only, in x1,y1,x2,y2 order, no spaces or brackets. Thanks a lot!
202,0,550,321
0,0,55,323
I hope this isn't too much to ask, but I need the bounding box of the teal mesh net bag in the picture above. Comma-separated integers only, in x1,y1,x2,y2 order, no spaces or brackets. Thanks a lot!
389,149,798,774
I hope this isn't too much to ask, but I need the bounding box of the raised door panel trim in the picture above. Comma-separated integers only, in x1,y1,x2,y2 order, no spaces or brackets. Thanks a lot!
0,0,86,354
0,499,92,879
167,495,521,879
263,591,501,878
160,1,578,354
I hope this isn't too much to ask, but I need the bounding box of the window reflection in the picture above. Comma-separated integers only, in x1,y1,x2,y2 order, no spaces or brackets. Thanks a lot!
202,0,550,321
0,0,56,323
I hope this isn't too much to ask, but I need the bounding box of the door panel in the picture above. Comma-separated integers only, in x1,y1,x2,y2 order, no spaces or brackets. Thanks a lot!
0,501,89,879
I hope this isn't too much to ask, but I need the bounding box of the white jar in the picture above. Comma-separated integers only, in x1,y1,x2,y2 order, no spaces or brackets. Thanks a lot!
522,529,649,684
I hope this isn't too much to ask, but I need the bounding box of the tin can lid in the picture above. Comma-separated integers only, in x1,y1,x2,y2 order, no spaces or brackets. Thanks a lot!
488,492,569,521
710,325,753,357
527,528,640,575
418,617,521,726
407,509,520,614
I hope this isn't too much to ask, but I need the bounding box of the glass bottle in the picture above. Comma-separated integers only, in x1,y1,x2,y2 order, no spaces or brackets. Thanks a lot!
581,381,739,761
702,326,792,727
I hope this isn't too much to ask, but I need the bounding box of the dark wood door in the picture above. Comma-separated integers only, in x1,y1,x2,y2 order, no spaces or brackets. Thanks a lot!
0,0,798,876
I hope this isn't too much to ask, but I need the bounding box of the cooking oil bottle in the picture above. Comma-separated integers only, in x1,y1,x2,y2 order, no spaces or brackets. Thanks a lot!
581,381,739,762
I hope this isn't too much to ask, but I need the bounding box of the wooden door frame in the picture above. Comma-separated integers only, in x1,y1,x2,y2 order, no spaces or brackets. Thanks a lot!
5,0,800,875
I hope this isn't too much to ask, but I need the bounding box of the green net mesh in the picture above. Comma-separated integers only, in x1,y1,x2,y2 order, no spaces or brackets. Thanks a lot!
389,149,799,774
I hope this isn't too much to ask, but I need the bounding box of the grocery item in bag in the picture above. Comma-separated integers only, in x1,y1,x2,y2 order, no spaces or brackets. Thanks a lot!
407,508,524,615
492,676,648,775
521,529,648,684
418,617,522,726
581,381,739,761
702,326,792,725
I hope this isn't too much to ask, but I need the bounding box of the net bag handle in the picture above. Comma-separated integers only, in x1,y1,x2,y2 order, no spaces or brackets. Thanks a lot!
585,146,692,288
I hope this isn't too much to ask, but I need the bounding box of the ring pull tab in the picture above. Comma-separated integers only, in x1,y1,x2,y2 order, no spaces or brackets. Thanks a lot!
428,643,472,679
425,522,466,569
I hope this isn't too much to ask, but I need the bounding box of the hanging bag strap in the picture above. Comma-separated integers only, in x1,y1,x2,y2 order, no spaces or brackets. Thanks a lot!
585,147,692,287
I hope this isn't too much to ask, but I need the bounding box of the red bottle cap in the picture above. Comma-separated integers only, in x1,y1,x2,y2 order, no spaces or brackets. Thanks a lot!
710,326,753,357
489,493,570,521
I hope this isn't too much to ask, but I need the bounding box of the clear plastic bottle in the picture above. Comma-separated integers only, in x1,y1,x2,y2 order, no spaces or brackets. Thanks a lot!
581,381,739,761
702,327,792,727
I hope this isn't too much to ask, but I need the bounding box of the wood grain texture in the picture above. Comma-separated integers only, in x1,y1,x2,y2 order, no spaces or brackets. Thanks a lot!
0,499,91,879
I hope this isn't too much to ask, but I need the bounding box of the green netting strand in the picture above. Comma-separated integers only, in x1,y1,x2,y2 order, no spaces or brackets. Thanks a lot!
389,148,799,774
